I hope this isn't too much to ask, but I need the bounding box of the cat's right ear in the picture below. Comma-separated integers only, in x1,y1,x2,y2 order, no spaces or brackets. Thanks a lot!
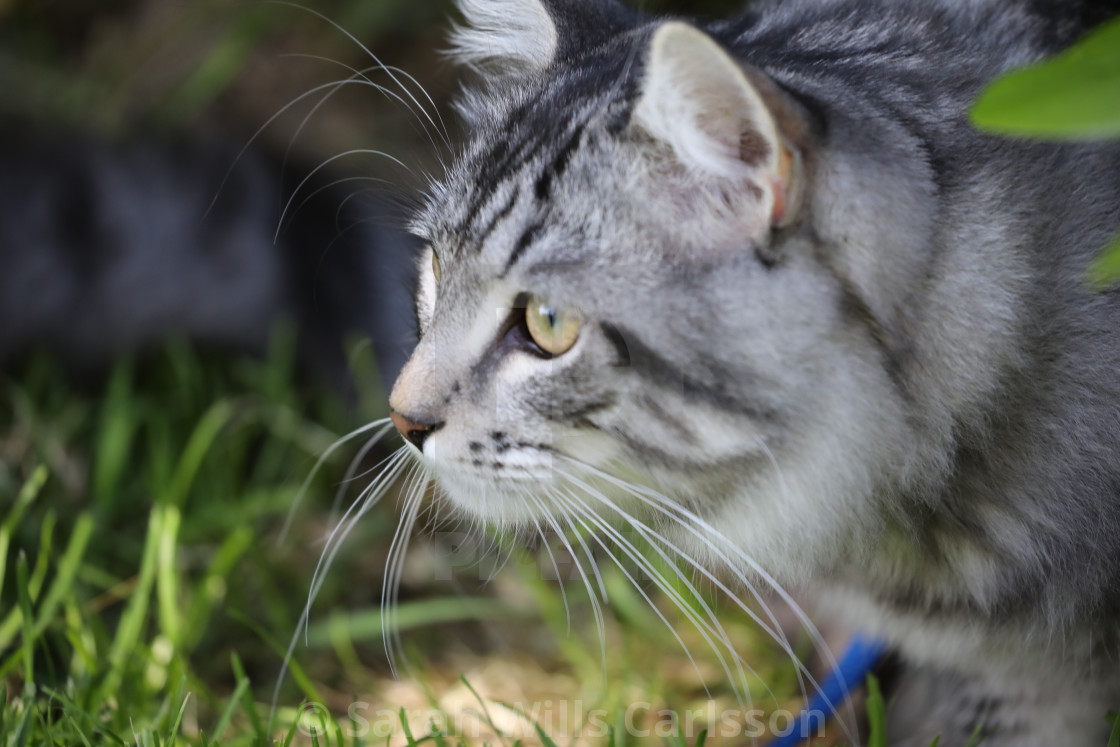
633,22,804,227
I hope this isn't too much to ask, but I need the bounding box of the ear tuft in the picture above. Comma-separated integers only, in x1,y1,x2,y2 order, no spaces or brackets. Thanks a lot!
449,0,558,73
633,22,781,180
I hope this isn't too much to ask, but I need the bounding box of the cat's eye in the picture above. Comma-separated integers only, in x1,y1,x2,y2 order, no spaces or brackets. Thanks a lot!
431,252,441,283
524,296,581,357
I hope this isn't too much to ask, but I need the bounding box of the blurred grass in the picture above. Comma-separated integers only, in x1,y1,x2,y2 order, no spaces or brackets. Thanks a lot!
0,339,804,745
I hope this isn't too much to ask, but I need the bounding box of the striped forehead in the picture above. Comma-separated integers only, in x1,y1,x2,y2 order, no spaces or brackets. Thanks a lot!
427,52,640,267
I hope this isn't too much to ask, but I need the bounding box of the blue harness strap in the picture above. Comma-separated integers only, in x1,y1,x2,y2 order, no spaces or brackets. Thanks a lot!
764,634,888,747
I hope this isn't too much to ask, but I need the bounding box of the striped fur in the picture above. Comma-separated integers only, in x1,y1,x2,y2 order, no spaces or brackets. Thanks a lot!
390,1,1120,743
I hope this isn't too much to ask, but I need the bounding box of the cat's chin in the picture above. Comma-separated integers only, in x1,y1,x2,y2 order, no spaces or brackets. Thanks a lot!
427,464,566,526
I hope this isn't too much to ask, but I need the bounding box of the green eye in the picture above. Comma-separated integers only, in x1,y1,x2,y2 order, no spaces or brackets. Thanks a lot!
431,252,441,283
525,296,581,356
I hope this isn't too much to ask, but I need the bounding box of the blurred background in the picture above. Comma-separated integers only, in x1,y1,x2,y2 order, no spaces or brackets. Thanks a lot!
0,0,812,745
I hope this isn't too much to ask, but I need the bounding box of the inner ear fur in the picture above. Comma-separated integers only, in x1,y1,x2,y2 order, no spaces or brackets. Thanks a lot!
633,21,810,227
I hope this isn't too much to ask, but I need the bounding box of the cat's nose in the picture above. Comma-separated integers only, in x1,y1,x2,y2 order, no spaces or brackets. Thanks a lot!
390,410,443,451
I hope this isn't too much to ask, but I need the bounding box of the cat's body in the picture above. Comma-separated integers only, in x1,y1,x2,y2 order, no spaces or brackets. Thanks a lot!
387,0,1120,744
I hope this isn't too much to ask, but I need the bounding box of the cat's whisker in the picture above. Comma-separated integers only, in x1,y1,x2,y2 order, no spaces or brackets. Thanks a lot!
282,175,396,242
549,513,609,694
279,54,450,158
553,489,719,703
525,492,572,633
308,448,412,637
276,149,413,242
556,476,767,708
557,486,764,708
329,427,406,525
381,464,428,676
207,72,403,220
271,444,408,729
279,417,393,544
480,525,517,584
564,458,857,741
265,1,452,149
539,492,610,685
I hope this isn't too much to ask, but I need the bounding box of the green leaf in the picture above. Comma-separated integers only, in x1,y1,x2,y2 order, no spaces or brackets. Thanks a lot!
972,17,1120,139
1090,234,1120,289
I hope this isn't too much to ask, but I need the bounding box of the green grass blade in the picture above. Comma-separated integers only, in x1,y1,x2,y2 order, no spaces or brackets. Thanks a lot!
92,359,137,509
459,676,508,747
865,673,887,747
104,505,164,697
29,513,94,641
16,554,36,688
230,652,268,743
165,690,191,747
229,610,323,706
8,688,35,747
963,720,986,747
185,526,253,647
305,598,534,646
0,466,48,603
211,656,251,743
163,401,233,508
156,504,183,646
42,686,129,746
0,511,57,650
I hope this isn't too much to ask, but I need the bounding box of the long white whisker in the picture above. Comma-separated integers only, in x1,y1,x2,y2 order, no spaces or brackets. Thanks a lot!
525,493,571,633
381,465,428,676
559,488,763,708
208,75,393,221
285,175,395,238
271,444,408,729
328,423,400,523
307,449,411,639
558,480,765,709
553,489,718,701
282,54,446,147
279,417,392,543
265,1,451,148
561,456,856,741
277,149,412,241
549,504,609,686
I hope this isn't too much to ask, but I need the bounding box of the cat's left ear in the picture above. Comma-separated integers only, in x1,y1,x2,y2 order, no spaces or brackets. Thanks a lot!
633,22,803,227
450,0,638,74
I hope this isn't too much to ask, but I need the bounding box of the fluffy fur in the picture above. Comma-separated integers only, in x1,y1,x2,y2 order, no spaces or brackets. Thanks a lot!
388,0,1120,743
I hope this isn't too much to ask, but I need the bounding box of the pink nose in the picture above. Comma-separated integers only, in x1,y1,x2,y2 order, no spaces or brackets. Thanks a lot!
390,410,442,450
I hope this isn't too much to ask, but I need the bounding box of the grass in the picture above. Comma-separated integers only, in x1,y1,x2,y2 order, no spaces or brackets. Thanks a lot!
0,337,837,746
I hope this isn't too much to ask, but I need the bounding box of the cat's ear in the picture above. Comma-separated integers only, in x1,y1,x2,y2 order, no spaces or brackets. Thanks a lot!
450,0,639,74
633,22,800,224
449,0,558,73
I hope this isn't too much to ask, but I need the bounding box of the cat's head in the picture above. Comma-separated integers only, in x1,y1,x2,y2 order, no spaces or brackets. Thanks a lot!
389,0,942,575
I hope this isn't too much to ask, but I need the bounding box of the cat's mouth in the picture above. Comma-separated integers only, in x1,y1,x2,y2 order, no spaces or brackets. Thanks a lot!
409,432,659,529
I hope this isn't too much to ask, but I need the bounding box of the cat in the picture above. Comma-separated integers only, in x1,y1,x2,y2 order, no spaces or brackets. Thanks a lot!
0,124,418,392
383,0,1120,744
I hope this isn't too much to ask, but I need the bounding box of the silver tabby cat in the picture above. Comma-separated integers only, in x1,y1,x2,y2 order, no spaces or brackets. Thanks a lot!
386,0,1120,743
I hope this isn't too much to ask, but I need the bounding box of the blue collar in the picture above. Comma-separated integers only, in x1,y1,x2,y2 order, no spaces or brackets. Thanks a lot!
765,634,888,747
